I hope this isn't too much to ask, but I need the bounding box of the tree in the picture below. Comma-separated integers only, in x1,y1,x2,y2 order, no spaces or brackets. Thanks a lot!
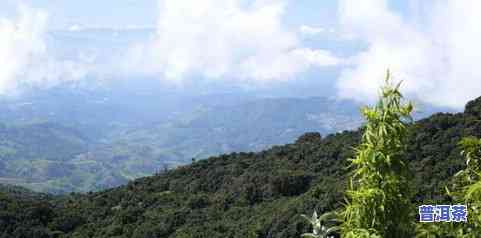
341,70,414,238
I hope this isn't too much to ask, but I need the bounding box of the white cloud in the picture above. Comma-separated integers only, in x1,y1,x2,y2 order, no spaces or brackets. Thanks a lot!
299,25,325,36
0,5,89,95
337,0,481,109
0,5,47,93
124,0,341,82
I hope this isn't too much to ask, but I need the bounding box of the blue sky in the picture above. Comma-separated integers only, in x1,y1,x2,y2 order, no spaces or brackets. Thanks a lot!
0,0,343,31
0,0,416,31
0,0,480,109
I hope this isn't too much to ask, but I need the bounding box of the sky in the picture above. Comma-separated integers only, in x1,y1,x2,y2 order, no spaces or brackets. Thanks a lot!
0,0,480,109
0,0,338,30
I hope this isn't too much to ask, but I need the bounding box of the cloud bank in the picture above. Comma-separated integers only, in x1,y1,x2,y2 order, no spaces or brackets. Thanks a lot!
7,0,481,110
0,5,89,95
337,0,481,109
125,0,341,82
0,5,48,93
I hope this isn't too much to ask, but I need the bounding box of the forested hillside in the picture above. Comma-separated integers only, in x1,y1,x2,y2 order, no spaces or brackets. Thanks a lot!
1,96,480,238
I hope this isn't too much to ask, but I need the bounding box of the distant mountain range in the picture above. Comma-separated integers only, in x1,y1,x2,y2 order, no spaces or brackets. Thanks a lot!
107,97,364,163
0,82,448,193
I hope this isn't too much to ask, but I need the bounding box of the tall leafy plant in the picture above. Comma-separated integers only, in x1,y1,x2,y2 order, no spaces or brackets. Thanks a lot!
341,70,414,238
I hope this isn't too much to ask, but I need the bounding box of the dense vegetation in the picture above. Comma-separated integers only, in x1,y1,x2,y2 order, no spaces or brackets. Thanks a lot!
0,95,479,237
416,136,481,237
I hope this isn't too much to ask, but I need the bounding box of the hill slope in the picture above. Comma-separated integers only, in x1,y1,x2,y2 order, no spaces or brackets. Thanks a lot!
1,97,479,237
